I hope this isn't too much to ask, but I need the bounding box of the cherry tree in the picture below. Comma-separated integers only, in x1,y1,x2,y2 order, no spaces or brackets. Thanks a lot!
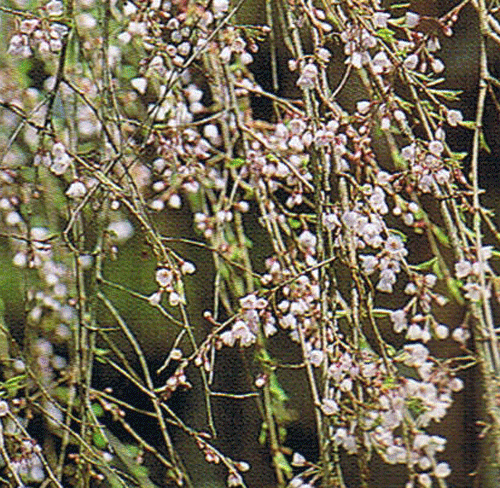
0,0,499,487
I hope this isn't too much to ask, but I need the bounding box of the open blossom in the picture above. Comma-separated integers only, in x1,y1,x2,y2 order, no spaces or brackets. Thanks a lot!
65,181,87,199
377,268,396,293
297,63,318,89
298,230,317,255
463,282,490,301
360,255,378,274
428,140,444,156
391,310,407,333
447,109,463,126
373,12,391,29
212,0,229,18
455,259,472,278
322,398,339,415
435,462,451,478
403,343,429,367
385,234,408,260
452,327,470,345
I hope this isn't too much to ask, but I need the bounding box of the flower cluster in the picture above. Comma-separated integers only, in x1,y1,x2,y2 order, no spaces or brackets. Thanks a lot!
0,0,491,487
8,1,67,57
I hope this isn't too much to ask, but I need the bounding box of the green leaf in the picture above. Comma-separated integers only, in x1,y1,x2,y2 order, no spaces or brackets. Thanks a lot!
431,258,444,279
411,256,438,271
431,224,450,246
2,374,27,397
376,28,395,42
390,2,411,9
480,130,491,154
427,88,462,101
459,120,476,130
446,277,464,305
372,309,391,318
120,65,137,81
273,451,293,479
259,422,268,445
92,403,105,417
269,373,289,403
288,218,301,229
227,157,245,168
93,429,108,449
448,151,468,162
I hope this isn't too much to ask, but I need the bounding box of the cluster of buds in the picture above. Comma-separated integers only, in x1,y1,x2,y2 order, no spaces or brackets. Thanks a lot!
8,1,67,58
157,366,191,400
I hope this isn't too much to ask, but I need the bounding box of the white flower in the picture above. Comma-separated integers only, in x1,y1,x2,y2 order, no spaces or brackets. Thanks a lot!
424,274,437,288
107,220,134,242
406,12,420,28
403,343,429,367
429,140,444,156
361,222,383,247
385,234,408,260
309,349,324,367
240,294,267,310
51,143,72,175
297,63,318,89
156,268,173,288
401,143,416,162
360,255,378,275
181,261,196,274
463,282,490,301
407,324,423,341
8,34,32,57
449,377,464,392
212,0,229,18
220,45,232,64
435,324,449,339
357,100,371,115
370,186,389,214
288,135,304,152
373,12,391,29
169,291,181,306
333,427,357,454
298,230,317,254
322,398,339,415
6,211,22,226
291,452,306,467
384,445,407,464
418,473,432,488
46,0,64,17
431,58,445,74
13,252,27,268
377,269,396,293
0,401,9,417
452,327,470,344
434,462,451,478
394,109,406,122
317,47,331,63
128,20,148,36
264,320,277,337
131,77,148,94
227,471,243,487
123,2,138,16
66,181,87,199
231,321,256,347
447,109,463,127
372,51,392,75
339,377,352,392
323,213,340,230
168,194,181,208
390,310,407,333
404,53,419,70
